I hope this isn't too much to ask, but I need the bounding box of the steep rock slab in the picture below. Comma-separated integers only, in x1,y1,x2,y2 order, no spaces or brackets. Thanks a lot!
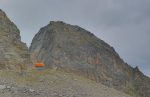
0,9,30,70
30,21,150,97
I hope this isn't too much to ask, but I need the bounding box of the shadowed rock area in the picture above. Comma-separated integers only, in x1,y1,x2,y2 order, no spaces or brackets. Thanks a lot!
0,9,30,70
30,21,150,97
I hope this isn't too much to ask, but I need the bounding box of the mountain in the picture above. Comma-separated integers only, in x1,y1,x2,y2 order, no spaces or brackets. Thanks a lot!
0,9,30,70
30,21,150,97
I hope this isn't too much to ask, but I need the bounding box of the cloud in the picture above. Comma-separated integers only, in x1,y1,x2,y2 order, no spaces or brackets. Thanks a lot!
0,0,150,76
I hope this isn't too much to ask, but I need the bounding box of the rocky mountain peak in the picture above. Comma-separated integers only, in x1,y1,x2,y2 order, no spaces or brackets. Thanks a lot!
49,21,66,25
0,9,14,26
0,9,30,70
0,9,149,97
45,21,93,35
30,21,150,97
0,9,7,19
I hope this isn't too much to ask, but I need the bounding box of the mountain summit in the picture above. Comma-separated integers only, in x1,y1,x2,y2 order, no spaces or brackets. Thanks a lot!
0,9,149,97
30,21,150,97
0,9,30,70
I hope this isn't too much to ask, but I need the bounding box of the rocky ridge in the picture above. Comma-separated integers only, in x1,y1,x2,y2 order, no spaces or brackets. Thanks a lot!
30,21,150,97
0,9,30,70
0,9,149,97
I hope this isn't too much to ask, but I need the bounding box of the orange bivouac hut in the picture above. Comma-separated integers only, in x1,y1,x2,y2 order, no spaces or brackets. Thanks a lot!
34,62,45,67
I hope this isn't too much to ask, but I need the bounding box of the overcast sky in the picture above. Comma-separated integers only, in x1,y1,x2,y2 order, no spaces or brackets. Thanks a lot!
0,0,150,77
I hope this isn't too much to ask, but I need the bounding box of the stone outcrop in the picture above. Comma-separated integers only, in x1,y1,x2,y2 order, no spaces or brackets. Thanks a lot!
30,21,150,97
0,9,30,70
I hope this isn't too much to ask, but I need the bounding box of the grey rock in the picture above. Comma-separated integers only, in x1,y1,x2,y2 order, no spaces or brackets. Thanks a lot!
30,21,150,97
0,9,31,70
29,88,35,92
0,85,6,90
6,86,11,89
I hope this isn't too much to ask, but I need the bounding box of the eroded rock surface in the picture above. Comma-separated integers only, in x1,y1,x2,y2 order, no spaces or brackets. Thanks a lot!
0,9,30,70
30,21,150,97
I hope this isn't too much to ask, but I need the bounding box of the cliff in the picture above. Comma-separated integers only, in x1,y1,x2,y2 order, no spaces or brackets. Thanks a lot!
30,21,150,97
0,9,30,70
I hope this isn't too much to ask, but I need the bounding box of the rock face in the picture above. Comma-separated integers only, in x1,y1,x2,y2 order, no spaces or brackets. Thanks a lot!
0,9,30,70
30,21,150,97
